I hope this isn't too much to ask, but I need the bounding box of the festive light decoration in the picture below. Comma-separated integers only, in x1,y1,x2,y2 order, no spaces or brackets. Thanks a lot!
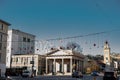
94,44,96,47
6,29,118,55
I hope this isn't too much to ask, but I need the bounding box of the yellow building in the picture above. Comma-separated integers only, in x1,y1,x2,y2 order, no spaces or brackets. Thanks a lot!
0,19,10,77
104,41,111,65
85,60,99,74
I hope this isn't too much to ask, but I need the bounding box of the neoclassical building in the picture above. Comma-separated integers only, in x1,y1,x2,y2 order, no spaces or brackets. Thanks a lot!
45,49,84,75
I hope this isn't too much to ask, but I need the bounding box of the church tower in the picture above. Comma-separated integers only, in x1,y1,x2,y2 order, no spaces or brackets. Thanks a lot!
104,41,111,65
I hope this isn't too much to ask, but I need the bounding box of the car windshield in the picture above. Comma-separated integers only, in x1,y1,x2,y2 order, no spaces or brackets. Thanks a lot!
23,70,30,73
92,71,98,73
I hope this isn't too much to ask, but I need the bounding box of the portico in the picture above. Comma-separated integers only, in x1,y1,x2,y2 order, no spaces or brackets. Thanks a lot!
45,49,84,75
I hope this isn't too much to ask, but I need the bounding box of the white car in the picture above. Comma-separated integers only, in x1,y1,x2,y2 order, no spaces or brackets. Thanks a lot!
22,70,32,77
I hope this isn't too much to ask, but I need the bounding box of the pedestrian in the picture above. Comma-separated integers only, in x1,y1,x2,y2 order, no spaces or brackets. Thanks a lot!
5,71,7,78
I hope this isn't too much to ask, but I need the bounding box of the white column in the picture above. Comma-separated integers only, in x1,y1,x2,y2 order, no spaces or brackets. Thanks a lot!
46,58,48,74
70,58,72,73
53,59,56,74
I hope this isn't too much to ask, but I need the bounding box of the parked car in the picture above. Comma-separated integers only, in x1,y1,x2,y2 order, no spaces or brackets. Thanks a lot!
72,71,83,78
103,72,118,80
91,71,99,76
22,70,32,77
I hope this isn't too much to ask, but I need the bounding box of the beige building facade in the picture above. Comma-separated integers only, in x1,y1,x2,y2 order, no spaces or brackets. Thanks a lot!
0,19,10,77
11,54,45,75
45,49,84,75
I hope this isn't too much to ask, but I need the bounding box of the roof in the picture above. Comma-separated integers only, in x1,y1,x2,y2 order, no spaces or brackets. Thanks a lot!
13,54,43,56
9,29,36,37
0,19,11,26
46,49,84,58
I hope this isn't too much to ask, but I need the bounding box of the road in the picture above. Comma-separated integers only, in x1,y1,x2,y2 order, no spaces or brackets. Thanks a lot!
8,75,104,80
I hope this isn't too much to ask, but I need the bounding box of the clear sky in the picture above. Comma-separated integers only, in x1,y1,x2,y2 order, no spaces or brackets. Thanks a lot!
1,0,120,55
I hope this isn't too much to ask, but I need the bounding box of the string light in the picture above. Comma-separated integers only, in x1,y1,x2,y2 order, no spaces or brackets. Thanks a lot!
6,29,120,54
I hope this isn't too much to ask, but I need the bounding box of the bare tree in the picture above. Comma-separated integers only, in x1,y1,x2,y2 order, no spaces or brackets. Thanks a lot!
66,42,82,52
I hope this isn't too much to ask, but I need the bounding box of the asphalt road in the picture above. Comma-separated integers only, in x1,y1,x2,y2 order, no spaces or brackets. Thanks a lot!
7,75,104,80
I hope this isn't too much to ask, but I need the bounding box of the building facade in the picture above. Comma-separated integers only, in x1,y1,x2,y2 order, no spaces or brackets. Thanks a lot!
11,54,45,76
0,20,10,77
85,59,99,74
45,49,84,75
6,29,35,68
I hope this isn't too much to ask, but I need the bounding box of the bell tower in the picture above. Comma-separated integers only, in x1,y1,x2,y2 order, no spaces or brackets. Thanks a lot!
104,41,111,65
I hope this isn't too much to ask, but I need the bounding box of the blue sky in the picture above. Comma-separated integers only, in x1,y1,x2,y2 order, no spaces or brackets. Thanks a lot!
1,0,120,54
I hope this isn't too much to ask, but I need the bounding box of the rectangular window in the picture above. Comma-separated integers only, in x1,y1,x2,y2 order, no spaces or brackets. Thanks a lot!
106,57,108,60
0,35,2,42
67,64,70,72
0,24,3,30
27,38,30,42
23,37,26,42
0,35,3,50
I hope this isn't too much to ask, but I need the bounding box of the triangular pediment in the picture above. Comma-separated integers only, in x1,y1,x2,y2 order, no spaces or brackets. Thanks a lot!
48,50,73,56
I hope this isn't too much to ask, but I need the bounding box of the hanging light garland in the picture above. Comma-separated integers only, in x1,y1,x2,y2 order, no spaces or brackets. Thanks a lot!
6,29,120,54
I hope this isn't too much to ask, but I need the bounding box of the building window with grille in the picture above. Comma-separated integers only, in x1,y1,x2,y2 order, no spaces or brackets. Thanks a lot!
23,37,26,42
27,38,30,42
0,34,3,50
0,24,3,30
106,57,108,60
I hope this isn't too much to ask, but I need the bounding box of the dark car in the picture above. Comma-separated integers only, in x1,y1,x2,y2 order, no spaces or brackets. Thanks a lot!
22,70,32,77
72,71,83,78
103,72,118,80
91,71,99,76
